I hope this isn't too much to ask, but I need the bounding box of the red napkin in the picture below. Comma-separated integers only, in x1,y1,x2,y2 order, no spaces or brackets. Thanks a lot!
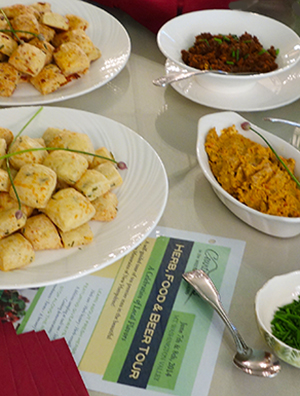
91,0,238,33
18,331,63,396
0,322,18,396
2,322,39,396
0,321,89,396
52,338,89,396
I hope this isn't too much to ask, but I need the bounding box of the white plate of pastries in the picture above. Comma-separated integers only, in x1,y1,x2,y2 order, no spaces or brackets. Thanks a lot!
0,106,168,288
0,0,131,105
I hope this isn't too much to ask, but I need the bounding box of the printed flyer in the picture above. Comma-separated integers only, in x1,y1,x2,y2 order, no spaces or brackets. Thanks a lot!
4,227,245,396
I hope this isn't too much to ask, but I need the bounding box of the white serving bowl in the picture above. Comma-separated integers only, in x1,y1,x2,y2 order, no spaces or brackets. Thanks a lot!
255,271,300,368
197,111,300,238
157,10,300,92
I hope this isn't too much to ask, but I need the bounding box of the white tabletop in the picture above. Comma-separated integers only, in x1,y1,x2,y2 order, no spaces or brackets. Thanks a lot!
54,3,300,395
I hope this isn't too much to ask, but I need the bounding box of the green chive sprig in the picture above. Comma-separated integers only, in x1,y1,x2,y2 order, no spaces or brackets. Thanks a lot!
0,9,45,44
241,121,300,189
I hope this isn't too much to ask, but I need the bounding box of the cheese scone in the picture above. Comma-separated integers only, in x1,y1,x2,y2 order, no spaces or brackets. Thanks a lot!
21,213,63,250
30,64,67,95
0,233,35,271
75,169,111,201
0,192,33,217
0,62,20,97
0,33,18,57
30,2,52,13
29,37,55,65
10,163,57,208
0,138,6,167
95,162,123,189
11,13,40,41
92,191,118,222
38,23,56,42
65,14,89,31
0,207,27,240
0,169,10,192
9,43,46,77
0,127,14,146
8,135,48,169
59,222,93,249
41,11,70,31
47,129,95,165
42,127,63,146
1,4,36,19
90,147,114,168
53,42,90,77
43,149,88,185
52,29,101,62
42,187,96,232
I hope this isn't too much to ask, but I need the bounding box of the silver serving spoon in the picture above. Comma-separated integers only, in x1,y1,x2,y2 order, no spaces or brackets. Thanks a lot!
153,70,256,87
182,269,281,378
264,117,300,129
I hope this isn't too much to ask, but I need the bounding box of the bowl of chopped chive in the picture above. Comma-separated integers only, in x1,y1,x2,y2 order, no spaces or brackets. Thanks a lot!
255,271,300,368
157,9,300,92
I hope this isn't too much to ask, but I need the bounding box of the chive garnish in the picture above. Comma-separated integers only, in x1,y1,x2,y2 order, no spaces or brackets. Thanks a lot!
222,35,231,42
241,122,300,189
226,61,234,65
0,9,45,43
236,48,240,61
213,37,222,44
258,49,267,55
199,38,209,46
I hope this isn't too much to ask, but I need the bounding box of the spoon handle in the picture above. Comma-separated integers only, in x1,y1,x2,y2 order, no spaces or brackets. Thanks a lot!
182,270,251,357
264,117,300,129
152,71,206,87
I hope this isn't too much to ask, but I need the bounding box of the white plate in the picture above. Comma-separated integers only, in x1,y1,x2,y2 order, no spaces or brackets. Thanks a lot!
166,59,300,111
0,0,131,106
0,107,168,289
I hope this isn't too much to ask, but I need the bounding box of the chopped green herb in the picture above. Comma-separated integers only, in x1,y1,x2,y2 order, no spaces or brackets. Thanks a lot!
271,296,300,350
226,60,234,65
258,49,267,55
199,38,209,46
222,35,231,42
213,37,222,44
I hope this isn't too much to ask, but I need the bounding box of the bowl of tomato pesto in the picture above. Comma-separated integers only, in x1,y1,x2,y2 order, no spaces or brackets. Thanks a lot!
157,10,300,92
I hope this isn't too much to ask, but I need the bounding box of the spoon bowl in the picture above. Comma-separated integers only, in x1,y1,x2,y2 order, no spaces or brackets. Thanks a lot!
182,269,281,377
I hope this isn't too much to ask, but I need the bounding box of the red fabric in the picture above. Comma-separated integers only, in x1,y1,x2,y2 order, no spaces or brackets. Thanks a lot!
18,331,63,396
0,321,89,396
92,0,236,33
52,338,89,396
0,322,18,396
2,322,39,396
